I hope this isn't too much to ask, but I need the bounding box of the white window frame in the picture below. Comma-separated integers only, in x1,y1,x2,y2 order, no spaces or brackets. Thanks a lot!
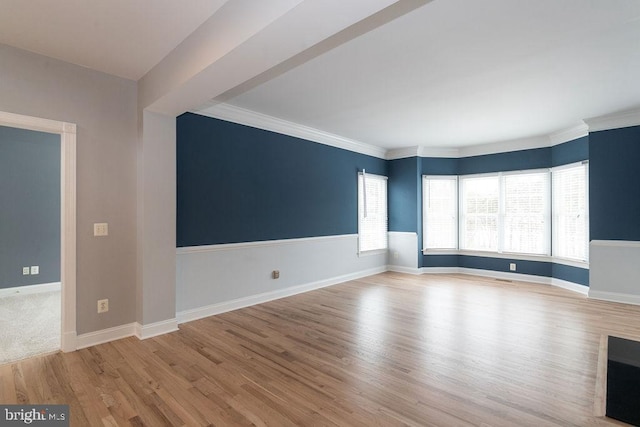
458,169,551,256
501,169,551,256
358,171,388,254
459,173,501,253
422,175,458,251
551,161,589,262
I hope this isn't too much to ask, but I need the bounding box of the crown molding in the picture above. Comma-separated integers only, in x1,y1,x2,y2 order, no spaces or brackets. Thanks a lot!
584,107,640,133
457,134,550,158
549,122,589,145
193,103,640,161
193,103,387,159
417,146,460,158
386,146,420,160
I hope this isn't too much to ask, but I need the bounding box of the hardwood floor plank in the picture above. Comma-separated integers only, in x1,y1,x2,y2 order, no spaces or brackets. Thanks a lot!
2,272,640,425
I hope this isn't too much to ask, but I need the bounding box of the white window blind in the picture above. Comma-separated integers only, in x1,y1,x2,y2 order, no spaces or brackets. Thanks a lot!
460,175,499,251
358,172,388,253
552,162,588,261
423,176,458,250
503,171,550,255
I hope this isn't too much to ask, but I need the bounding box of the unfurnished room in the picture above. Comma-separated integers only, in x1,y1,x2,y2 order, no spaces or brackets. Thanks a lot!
1,0,640,426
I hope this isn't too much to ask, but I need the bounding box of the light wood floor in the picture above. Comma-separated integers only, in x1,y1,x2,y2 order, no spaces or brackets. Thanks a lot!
1,272,639,426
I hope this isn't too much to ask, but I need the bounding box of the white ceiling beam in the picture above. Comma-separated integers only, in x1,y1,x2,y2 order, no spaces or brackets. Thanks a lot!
139,0,427,116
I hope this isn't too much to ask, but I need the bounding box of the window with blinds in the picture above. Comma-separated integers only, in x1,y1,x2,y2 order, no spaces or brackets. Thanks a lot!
503,171,550,255
552,162,588,261
358,172,388,253
460,175,500,251
459,171,550,254
423,176,458,250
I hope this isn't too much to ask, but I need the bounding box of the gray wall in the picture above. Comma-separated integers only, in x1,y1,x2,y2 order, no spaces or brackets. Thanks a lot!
0,44,138,334
0,126,60,288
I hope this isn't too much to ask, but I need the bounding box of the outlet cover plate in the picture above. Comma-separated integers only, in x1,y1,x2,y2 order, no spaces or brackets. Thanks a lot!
94,223,109,237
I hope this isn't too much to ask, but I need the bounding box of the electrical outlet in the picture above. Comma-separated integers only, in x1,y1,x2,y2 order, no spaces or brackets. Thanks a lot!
94,223,109,237
394,251,399,259
97,299,109,313
22,267,30,275
509,263,516,271
30,266,39,275
272,270,280,279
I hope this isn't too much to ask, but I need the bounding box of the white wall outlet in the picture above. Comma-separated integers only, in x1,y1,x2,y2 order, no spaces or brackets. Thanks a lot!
22,267,30,275
509,263,516,271
94,223,109,237
97,299,109,313
30,265,39,275
394,251,399,259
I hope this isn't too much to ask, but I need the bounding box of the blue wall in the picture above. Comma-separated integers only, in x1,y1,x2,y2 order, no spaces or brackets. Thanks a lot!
388,157,419,232
177,113,387,247
552,136,588,167
0,126,60,288
589,126,640,241
458,147,550,175
177,113,591,286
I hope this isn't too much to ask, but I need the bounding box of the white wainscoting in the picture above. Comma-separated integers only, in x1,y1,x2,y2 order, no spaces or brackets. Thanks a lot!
589,240,640,305
176,234,387,321
387,231,419,273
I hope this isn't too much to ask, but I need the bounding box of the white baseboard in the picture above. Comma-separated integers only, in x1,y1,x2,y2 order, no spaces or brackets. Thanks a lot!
71,318,180,350
135,319,179,339
75,323,137,350
458,268,551,285
551,278,589,295
387,265,423,275
420,267,461,274
70,264,590,351
0,282,61,297
419,267,589,295
589,290,640,306
177,266,386,324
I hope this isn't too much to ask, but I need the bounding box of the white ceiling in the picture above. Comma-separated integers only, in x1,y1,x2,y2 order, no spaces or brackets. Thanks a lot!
220,0,640,149
2,0,640,150
0,0,227,80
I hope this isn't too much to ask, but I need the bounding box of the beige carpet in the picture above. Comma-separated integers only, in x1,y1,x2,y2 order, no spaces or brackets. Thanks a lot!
0,289,60,365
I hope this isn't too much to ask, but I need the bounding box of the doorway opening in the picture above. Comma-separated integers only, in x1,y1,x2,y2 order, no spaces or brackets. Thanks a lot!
0,111,76,359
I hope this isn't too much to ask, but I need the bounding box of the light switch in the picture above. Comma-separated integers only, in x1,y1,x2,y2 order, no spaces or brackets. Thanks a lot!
94,223,109,236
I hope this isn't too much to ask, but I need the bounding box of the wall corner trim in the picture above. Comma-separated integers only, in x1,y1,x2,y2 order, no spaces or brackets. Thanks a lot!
61,331,77,353
135,319,179,340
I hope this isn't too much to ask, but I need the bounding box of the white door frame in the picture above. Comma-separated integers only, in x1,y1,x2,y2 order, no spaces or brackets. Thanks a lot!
0,110,76,352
